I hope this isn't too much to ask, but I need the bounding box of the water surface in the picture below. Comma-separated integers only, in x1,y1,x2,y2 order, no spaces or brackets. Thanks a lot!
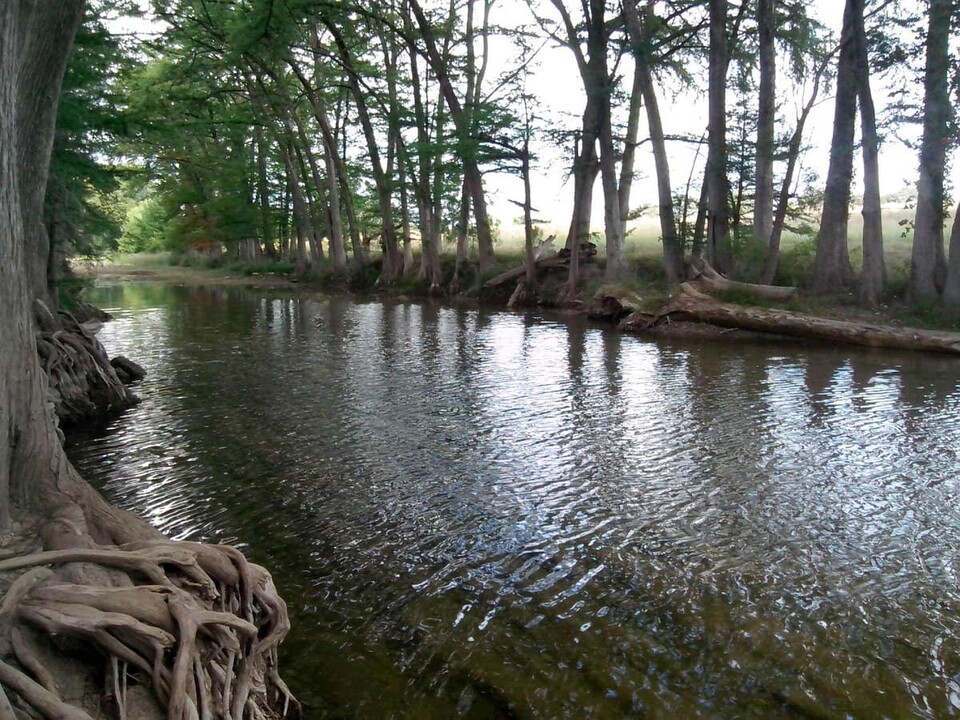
68,283,960,718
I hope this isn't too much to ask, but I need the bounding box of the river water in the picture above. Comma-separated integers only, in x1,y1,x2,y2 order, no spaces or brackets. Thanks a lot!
67,282,960,718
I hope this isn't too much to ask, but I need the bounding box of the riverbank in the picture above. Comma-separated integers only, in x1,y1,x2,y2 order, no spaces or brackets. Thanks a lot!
75,252,960,355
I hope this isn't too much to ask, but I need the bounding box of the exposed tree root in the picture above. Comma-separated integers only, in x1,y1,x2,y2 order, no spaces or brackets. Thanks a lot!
0,532,298,719
11,301,298,719
33,300,139,427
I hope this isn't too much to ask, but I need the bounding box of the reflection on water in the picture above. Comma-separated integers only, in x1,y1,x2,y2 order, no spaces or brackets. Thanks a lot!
69,283,960,718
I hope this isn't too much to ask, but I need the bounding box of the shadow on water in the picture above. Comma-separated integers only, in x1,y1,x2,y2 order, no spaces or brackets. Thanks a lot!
68,282,960,718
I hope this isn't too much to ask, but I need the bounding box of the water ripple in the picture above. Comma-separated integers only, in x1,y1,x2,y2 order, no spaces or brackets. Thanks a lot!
68,284,960,718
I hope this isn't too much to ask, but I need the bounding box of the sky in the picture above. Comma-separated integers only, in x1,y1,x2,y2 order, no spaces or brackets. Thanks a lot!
483,0,951,229
108,1,956,231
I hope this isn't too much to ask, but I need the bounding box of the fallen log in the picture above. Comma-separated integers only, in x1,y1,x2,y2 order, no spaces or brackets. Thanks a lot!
483,254,568,288
690,257,797,302
588,284,645,322
622,283,960,355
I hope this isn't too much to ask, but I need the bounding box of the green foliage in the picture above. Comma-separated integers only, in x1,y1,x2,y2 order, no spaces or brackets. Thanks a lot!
775,239,817,287
224,260,295,276
48,2,140,259
119,195,170,253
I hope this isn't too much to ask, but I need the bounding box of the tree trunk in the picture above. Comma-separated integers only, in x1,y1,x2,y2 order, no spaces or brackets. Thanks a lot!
404,31,442,286
852,1,884,308
753,0,776,250
408,0,496,274
16,2,85,306
760,55,829,284
706,0,732,273
281,141,311,270
254,126,277,258
324,21,402,281
287,56,355,268
624,0,683,284
2,9,296,718
629,284,960,355
523,139,536,287
909,0,952,304
618,60,644,242
942,206,960,310
599,110,626,279
292,140,324,264
812,0,858,293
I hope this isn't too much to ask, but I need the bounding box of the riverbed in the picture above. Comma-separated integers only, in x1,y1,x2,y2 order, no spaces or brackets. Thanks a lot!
68,282,960,718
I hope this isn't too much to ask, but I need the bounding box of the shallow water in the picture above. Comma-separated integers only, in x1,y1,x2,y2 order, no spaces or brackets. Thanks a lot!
68,282,960,718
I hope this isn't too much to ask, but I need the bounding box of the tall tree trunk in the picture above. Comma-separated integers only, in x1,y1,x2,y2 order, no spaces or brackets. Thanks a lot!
942,206,960,310
852,1,884,308
404,28,442,286
408,0,496,273
812,0,858,293
281,142,311,270
625,0,683,284
618,60,644,242
706,0,732,273
254,126,277,258
523,139,536,287
456,179,471,268
760,55,830,284
16,2,85,307
295,113,336,266
599,110,626,279
287,57,356,267
564,128,599,253
398,161,415,274
753,0,776,249
324,21,402,281
909,0,952,304
292,141,324,264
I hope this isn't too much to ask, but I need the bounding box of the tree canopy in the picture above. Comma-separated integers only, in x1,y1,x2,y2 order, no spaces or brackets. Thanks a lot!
54,0,960,310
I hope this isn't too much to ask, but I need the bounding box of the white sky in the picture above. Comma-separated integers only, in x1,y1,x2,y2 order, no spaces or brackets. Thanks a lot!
484,0,953,228
108,1,956,230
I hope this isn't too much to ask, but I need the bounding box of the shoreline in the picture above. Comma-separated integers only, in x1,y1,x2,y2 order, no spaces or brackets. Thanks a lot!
76,259,960,356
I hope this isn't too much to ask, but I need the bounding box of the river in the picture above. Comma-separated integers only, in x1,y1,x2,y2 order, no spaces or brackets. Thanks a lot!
67,282,960,718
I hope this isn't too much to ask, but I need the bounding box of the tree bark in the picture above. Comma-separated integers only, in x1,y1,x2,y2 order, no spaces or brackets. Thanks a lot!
812,0,858,293
753,0,776,250
909,0,952,304
852,1,884,308
408,0,496,273
16,2,85,306
625,0,683,284
706,0,732,273
287,55,355,267
942,206,960,310
324,20,402,281
760,55,830,284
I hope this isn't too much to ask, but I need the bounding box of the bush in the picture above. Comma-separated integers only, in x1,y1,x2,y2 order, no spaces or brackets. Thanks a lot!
776,240,817,287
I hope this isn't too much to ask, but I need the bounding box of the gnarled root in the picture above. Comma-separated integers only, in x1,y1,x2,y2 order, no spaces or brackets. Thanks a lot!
0,538,298,720
33,300,139,427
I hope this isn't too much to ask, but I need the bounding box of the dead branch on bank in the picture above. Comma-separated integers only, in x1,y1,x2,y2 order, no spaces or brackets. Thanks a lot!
689,257,797,301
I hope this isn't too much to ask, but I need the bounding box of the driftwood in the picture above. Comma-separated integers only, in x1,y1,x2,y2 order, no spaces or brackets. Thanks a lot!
484,243,598,289
623,283,960,355
690,257,797,302
483,255,568,288
588,285,645,322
